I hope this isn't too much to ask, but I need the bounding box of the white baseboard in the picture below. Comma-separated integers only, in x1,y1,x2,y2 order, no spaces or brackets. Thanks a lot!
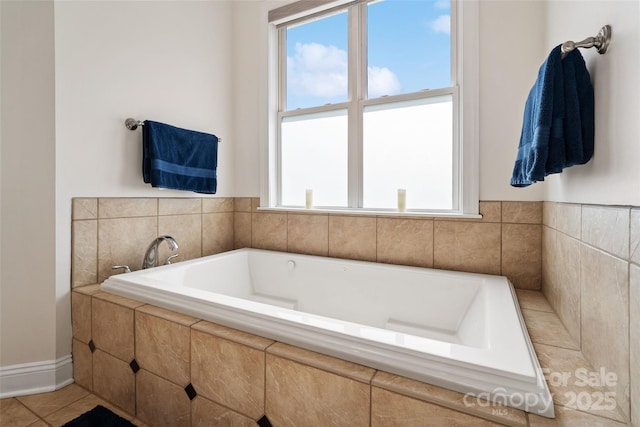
0,355,74,398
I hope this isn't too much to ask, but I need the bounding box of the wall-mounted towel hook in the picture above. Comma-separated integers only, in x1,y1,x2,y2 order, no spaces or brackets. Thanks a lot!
125,118,144,130
561,25,611,55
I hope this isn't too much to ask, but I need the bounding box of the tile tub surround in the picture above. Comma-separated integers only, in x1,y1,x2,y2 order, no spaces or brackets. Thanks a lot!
71,198,235,287
68,285,632,426
73,198,543,290
542,203,640,426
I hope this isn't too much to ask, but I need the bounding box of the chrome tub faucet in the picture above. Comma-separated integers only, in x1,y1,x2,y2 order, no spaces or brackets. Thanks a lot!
143,235,179,269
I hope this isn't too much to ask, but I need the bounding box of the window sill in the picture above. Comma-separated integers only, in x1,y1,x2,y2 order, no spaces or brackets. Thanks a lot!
257,206,482,219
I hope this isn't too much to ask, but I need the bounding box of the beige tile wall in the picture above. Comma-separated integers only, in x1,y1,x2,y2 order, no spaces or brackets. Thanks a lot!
73,197,543,290
542,202,640,426
233,199,543,290
71,198,235,287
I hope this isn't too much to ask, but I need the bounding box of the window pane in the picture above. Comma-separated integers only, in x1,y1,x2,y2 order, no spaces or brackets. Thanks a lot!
286,10,348,110
367,0,451,98
281,109,348,207
363,95,453,210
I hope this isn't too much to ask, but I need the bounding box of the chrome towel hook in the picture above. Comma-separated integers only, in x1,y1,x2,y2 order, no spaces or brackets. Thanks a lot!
125,118,144,130
561,25,611,55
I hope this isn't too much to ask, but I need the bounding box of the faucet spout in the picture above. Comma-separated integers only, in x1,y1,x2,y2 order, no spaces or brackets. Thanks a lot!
143,235,179,269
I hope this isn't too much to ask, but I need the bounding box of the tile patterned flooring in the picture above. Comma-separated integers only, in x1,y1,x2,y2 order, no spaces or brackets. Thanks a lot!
0,290,631,426
0,386,150,427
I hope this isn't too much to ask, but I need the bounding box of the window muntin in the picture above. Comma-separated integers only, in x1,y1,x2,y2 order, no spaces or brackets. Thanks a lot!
274,0,468,213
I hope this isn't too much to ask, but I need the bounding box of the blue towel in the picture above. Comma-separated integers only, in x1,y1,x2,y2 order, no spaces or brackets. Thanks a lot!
511,46,595,187
143,120,218,194
561,49,594,167
511,45,564,187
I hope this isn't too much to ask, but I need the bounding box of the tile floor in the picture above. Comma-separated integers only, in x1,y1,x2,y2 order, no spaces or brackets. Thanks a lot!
0,385,150,427
0,290,632,426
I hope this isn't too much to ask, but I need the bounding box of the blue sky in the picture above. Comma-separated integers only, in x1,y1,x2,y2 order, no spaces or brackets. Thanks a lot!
286,0,451,110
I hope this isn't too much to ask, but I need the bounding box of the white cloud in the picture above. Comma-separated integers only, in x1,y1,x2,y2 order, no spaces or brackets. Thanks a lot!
287,42,348,98
368,66,401,98
430,14,450,35
287,42,401,100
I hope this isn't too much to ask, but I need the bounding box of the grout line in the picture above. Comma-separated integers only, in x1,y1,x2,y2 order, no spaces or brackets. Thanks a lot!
133,308,138,419
199,198,203,258
369,381,373,427
432,218,435,268
95,216,100,288
500,222,504,277
13,398,46,426
578,228,584,356
374,217,378,263
327,215,331,257
263,341,268,421
628,208,632,262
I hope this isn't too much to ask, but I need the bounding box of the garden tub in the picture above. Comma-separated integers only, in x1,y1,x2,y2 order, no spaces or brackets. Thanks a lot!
101,248,553,417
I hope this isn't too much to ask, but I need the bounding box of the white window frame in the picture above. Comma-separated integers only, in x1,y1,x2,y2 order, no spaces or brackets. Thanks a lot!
263,0,479,217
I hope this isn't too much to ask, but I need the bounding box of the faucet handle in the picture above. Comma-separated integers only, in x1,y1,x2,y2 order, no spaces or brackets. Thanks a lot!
112,265,132,274
164,254,179,265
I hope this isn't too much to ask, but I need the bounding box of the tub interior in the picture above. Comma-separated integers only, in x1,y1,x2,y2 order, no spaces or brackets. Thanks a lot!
149,251,487,348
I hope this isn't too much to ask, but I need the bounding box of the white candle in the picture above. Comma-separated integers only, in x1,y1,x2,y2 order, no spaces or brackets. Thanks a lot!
397,189,406,212
305,189,313,209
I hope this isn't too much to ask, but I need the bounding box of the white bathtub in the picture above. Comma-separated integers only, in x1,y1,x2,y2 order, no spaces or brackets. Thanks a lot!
101,248,553,417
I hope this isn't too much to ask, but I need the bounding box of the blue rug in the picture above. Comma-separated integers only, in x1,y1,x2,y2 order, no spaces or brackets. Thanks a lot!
62,405,136,427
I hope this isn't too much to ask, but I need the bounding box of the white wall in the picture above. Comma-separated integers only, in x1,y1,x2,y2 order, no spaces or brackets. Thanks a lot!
53,0,234,363
478,1,546,201
55,0,234,199
1,0,235,386
232,0,265,197
0,0,3,368
544,0,640,206
1,0,57,366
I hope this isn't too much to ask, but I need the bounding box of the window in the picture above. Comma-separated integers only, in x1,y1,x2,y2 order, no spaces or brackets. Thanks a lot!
266,0,478,215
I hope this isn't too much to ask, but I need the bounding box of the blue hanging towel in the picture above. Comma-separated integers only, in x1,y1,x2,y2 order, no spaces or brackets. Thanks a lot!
561,48,594,168
511,45,565,187
142,120,218,194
